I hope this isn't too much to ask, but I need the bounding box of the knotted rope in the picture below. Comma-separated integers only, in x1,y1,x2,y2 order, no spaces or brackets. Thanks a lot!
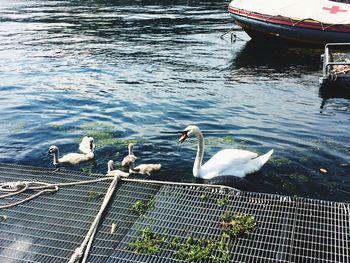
0,181,58,209
0,177,113,209
0,176,119,263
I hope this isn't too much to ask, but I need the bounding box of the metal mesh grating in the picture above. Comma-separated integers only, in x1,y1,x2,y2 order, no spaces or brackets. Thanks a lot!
0,164,349,263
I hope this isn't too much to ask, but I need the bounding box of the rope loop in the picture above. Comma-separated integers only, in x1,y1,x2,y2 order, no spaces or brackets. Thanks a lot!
0,175,120,263
0,181,27,192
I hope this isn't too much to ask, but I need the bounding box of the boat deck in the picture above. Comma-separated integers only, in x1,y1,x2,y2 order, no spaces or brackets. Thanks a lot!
0,164,349,262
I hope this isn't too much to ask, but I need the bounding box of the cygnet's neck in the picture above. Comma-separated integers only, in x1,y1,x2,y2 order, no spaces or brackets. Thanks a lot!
107,163,113,173
52,148,59,165
128,145,133,155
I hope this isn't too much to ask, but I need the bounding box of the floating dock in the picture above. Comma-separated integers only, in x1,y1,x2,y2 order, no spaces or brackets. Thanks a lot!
0,164,349,262
321,43,350,88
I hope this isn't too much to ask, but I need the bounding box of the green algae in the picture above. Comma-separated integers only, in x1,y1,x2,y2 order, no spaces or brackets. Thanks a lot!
129,226,166,255
171,235,217,262
131,197,154,217
77,122,141,148
87,188,104,201
217,197,229,207
269,157,292,166
220,212,256,237
290,173,309,183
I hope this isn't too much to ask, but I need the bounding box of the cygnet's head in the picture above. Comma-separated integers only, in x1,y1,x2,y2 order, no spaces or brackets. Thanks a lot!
107,160,115,170
48,145,58,155
179,125,200,143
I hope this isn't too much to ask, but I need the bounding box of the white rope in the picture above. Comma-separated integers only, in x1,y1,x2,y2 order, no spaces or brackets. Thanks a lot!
69,175,120,263
0,182,58,209
0,175,120,263
0,178,113,209
0,173,239,263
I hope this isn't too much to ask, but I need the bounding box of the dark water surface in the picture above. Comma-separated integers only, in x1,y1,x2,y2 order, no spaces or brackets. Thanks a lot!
0,0,349,201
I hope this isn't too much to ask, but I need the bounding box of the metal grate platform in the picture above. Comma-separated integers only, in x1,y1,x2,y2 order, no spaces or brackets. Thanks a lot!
0,164,349,262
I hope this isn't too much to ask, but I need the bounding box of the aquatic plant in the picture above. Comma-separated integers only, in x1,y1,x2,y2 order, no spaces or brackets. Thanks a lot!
87,188,104,201
129,226,166,255
290,173,309,183
213,234,232,263
12,121,25,132
223,136,234,145
80,166,93,174
78,122,141,148
200,192,212,201
282,181,298,192
50,123,63,130
299,156,311,163
171,235,217,262
127,211,256,261
189,136,234,146
269,157,292,166
219,212,256,237
169,234,232,263
205,138,223,146
216,197,229,207
131,197,154,217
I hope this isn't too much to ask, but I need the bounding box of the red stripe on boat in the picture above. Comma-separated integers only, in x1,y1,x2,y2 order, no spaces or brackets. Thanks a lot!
228,7,350,32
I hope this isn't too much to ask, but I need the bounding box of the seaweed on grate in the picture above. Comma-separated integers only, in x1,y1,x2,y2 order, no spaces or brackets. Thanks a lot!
0,164,349,263
219,212,256,237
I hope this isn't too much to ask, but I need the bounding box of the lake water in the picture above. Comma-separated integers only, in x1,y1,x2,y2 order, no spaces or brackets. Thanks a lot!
0,0,349,202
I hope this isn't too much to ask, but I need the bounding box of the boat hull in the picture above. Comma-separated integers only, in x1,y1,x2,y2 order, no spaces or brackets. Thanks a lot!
228,8,350,46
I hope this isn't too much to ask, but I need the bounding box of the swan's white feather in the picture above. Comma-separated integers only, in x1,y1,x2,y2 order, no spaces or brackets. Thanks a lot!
180,125,273,179
107,169,129,177
106,160,129,177
121,143,137,167
49,145,94,166
200,149,258,179
59,152,94,165
122,155,137,167
200,149,273,179
131,164,161,175
79,136,95,154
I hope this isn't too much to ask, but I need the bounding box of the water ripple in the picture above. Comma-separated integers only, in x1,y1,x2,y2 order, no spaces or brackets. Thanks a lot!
0,0,349,201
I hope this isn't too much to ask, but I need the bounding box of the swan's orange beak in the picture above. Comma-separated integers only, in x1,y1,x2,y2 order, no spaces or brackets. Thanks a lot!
179,131,188,143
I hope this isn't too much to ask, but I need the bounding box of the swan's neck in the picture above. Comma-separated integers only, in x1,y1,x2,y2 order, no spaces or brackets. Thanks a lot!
193,131,204,177
53,150,59,165
129,145,133,155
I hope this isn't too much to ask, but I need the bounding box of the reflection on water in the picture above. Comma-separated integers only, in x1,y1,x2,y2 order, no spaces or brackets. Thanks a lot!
319,84,350,112
0,0,349,202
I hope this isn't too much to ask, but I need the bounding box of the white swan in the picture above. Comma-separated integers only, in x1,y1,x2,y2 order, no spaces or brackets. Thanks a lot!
79,136,95,154
179,125,273,179
129,160,161,176
106,160,129,177
48,145,94,166
121,143,137,167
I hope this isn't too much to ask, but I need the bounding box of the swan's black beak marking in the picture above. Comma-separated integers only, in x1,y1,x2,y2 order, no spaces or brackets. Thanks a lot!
179,131,188,143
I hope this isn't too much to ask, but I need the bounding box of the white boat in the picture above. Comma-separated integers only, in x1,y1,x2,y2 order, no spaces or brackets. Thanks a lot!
228,0,350,45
